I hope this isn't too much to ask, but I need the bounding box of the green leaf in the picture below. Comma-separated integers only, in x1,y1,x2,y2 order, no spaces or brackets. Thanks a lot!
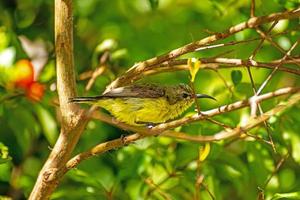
125,179,143,200
0,162,11,182
34,104,58,145
231,70,242,86
0,143,11,164
39,61,55,82
288,131,300,164
148,0,159,10
7,106,38,156
271,191,300,200
279,168,295,190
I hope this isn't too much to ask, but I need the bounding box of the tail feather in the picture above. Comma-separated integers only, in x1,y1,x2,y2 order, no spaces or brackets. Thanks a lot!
68,96,103,103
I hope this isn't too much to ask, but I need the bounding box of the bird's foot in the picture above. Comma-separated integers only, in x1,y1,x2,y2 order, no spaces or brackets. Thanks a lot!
120,134,127,145
146,123,156,129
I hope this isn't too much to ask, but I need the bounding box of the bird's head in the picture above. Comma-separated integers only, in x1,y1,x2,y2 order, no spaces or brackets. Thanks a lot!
165,84,216,105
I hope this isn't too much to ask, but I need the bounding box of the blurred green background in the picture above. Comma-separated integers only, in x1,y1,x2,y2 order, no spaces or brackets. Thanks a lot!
0,0,300,199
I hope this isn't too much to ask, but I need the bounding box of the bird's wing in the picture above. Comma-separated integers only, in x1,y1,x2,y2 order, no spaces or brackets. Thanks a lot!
102,84,165,98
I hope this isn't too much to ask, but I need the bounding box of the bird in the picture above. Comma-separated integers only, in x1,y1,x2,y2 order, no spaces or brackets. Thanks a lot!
69,84,215,126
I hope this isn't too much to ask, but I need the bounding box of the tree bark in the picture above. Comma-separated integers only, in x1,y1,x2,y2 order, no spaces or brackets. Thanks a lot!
28,0,87,199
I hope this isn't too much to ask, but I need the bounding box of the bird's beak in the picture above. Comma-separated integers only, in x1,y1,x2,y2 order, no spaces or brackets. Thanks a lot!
196,94,216,101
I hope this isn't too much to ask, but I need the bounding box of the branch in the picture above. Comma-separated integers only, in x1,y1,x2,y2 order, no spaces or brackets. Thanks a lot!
105,8,300,91
162,91,299,141
65,87,300,170
256,39,300,95
139,57,300,83
250,0,255,17
29,1,88,199
246,21,279,152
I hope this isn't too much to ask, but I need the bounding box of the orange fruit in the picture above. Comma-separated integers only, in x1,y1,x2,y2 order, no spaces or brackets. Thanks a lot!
26,82,45,101
14,59,34,89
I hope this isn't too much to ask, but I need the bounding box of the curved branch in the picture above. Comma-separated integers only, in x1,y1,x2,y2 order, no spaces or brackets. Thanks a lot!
141,58,300,79
105,8,300,91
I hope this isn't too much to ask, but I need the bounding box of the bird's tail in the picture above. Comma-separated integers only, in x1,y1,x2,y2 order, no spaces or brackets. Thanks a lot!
68,96,103,104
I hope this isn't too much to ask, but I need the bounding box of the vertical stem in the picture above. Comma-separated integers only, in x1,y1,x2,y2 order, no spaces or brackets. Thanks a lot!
55,0,77,124
250,0,255,17
28,0,87,199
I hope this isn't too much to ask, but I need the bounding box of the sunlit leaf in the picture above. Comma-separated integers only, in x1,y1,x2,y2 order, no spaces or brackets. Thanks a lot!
188,58,201,83
0,143,11,164
199,143,210,162
270,191,300,200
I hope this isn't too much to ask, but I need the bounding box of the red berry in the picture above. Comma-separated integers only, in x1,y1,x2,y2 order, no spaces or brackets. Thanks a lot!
26,82,45,101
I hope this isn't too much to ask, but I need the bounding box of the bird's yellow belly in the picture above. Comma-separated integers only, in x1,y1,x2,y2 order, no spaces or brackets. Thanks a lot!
97,97,192,126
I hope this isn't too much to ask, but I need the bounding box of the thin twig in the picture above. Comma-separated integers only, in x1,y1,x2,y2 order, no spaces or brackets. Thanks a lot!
141,58,300,82
247,21,279,152
256,28,300,68
213,69,234,98
144,178,172,200
243,132,273,145
262,154,289,189
146,172,178,197
194,175,204,200
201,182,216,200
85,51,110,91
85,65,107,91
206,118,233,130
250,0,255,17
256,39,300,95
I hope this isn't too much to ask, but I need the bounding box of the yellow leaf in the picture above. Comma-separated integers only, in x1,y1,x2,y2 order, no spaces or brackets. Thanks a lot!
199,143,210,162
188,58,201,83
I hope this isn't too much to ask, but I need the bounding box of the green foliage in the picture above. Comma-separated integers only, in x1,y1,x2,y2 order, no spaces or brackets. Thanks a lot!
231,70,243,86
0,143,11,164
148,0,159,10
0,0,300,199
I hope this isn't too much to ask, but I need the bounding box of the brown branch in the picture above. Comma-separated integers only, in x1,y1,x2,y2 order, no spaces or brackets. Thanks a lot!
144,178,172,200
256,39,300,95
257,153,289,199
137,58,300,82
256,28,300,67
201,182,216,200
146,171,178,197
65,87,300,170
29,1,88,199
262,154,289,189
250,0,255,17
85,65,107,91
162,91,296,141
105,8,300,91
85,51,110,91
213,69,234,97
194,175,204,200
247,21,279,152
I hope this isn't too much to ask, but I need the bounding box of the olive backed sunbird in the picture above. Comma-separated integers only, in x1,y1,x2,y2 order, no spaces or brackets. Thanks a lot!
69,84,215,126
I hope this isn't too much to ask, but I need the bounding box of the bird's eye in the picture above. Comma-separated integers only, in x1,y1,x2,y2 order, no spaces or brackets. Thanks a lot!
182,93,189,98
